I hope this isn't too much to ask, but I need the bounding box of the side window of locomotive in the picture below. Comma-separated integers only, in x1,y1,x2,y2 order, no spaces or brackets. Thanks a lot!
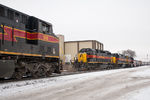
42,24,46,33
7,9,14,20
0,6,5,17
40,22,49,34
39,21,52,35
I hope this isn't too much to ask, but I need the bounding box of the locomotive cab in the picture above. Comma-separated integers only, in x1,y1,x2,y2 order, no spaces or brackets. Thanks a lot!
78,48,96,63
26,16,54,44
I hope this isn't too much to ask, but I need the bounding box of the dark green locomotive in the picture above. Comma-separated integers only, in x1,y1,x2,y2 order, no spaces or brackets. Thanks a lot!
0,4,60,79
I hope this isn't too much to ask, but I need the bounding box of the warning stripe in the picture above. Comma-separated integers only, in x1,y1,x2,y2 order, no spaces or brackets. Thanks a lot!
0,51,59,58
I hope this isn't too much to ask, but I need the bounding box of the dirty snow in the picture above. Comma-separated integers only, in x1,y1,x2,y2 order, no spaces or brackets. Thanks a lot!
0,69,123,96
0,66,150,100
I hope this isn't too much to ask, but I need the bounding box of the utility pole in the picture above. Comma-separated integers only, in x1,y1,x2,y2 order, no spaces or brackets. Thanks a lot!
147,54,148,65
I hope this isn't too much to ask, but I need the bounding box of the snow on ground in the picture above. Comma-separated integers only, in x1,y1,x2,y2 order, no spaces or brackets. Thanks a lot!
0,66,150,100
130,67,150,78
0,69,124,96
117,66,150,100
118,86,150,100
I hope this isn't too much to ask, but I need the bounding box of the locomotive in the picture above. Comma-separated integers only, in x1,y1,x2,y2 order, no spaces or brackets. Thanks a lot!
74,48,134,70
0,4,61,79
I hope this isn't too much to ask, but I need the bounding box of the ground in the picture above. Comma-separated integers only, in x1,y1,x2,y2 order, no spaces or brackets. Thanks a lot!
0,66,150,100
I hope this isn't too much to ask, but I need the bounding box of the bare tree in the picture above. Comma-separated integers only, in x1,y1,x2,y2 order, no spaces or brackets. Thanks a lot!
122,49,136,58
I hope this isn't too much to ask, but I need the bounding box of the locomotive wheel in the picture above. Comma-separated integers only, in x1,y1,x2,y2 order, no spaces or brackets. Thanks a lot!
33,64,47,78
46,71,52,76
45,63,55,76
13,68,25,79
14,72,22,79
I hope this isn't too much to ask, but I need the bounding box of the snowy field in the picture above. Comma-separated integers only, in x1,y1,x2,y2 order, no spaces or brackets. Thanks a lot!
0,66,150,100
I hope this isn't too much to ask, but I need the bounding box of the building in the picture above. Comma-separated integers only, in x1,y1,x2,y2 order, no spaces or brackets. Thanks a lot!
56,34,65,64
64,40,104,62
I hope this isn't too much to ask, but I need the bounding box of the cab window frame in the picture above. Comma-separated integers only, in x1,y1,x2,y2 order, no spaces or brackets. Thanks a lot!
39,21,53,35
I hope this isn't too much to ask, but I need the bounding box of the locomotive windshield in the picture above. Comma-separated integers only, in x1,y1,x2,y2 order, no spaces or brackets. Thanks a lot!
80,48,92,53
79,48,96,55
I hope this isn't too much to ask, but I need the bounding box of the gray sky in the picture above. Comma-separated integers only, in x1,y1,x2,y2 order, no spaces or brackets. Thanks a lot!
1,0,150,61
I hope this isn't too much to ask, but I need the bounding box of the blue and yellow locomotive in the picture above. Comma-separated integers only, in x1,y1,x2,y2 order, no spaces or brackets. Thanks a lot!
74,48,134,70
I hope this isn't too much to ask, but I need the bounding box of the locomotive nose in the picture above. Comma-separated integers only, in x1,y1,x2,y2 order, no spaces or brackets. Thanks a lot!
78,53,87,63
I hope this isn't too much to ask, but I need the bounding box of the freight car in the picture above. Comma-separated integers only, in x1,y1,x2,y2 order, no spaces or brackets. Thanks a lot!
0,4,61,79
74,48,134,70
134,60,142,67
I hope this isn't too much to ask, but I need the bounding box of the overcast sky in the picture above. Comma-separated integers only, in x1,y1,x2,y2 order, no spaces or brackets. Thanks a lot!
1,0,150,61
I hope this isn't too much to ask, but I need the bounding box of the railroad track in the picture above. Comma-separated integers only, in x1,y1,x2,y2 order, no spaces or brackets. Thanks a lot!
0,66,138,84
0,70,89,84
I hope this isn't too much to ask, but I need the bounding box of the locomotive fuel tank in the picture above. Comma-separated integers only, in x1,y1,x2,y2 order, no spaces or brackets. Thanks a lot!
0,60,15,78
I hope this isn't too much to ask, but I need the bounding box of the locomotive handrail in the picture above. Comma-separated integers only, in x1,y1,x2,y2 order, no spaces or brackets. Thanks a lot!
0,25,2,49
12,26,14,46
25,28,37,32
2,24,4,45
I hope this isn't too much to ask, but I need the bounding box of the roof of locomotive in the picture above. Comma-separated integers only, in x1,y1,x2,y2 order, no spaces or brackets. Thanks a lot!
79,48,96,52
0,4,53,26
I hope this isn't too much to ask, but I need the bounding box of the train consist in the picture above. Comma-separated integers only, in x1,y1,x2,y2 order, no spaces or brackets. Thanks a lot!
73,48,142,70
0,4,143,79
0,4,61,79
